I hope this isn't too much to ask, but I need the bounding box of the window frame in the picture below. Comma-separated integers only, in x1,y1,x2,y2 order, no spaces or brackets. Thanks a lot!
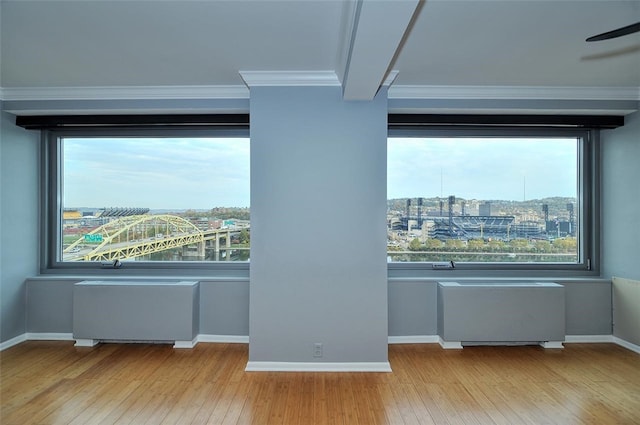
39,120,601,278
386,126,600,277
41,126,251,275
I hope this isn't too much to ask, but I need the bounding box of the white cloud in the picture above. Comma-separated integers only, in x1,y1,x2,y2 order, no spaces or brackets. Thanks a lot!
63,137,250,209
64,135,577,210
388,137,577,201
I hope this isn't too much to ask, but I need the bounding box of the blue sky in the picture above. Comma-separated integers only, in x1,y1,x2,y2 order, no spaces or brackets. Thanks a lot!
63,138,250,210
63,136,577,210
388,137,578,201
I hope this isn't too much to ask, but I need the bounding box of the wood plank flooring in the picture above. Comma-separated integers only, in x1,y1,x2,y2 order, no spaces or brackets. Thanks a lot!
1,341,639,424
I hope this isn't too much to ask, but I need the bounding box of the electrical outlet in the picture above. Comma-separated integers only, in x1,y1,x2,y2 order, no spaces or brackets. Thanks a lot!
313,343,323,358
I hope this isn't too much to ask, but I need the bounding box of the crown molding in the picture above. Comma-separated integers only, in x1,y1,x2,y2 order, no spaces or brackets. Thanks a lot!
387,107,637,116
239,71,340,88
0,85,249,101
389,85,640,101
2,83,637,103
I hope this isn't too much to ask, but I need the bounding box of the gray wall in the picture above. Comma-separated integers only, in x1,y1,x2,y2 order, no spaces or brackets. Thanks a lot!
601,111,640,282
248,86,389,363
25,278,250,337
3,99,634,349
389,279,612,337
25,276,611,340
602,111,640,345
199,280,249,337
0,110,40,343
611,277,640,346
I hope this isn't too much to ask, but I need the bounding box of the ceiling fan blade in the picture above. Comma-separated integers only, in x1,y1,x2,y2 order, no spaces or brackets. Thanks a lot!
586,22,640,42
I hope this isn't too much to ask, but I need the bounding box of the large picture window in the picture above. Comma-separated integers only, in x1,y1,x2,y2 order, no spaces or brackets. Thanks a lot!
387,128,595,271
38,116,599,275
47,131,250,267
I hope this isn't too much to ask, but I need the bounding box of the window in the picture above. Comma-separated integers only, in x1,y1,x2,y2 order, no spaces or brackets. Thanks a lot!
45,128,250,269
387,128,596,271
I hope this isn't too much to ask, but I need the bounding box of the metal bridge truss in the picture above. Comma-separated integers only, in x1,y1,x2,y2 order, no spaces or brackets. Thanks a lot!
64,214,206,261
85,233,205,261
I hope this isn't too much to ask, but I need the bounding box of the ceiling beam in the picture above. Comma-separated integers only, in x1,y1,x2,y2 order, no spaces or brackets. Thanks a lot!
339,0,420,101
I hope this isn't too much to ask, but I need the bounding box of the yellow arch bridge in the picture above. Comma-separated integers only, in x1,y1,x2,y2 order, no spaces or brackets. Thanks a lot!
63,214,247,261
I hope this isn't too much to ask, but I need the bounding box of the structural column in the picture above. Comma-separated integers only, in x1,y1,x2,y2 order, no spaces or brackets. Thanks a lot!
245,75,389,370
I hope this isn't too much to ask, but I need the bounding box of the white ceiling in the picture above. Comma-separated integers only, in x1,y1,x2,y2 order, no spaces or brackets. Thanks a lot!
1,0,639,102
397,1,640,87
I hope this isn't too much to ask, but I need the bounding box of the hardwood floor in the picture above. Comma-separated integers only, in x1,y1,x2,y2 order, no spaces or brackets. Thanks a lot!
1,341,639,424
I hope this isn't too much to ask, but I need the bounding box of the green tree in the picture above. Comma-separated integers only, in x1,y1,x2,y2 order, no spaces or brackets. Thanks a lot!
488,239,505,251
239,229,250,245
467,239,484,251
445,239,465,250
183,209,206,218
424,238,443,250
409,238,422,251
553,237,577,252
510,238,530,251
210,207,250,221
534,240,552,252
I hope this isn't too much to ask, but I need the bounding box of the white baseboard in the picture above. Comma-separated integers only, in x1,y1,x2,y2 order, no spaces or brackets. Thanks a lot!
613,336,640,354
564,334,640,354
564,335,614,343
1,333,74,351
27,332,74,341
174,338,198,349
388,335,439,344
0,333,250,351
540,341,564,349
197,334,249,344
4,333,638,357
438,337,463,349
245,361,392,372
0,334,27,351
74,338,99,347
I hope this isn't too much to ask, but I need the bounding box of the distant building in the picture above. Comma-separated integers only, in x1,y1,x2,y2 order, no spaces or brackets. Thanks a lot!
63,210,82,220
479,202,492,216
98,207,149,217
190,218,211,230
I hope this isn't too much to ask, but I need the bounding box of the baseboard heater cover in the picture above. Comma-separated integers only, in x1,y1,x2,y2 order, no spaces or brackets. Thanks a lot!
437,281,565,348
73,280,199,348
